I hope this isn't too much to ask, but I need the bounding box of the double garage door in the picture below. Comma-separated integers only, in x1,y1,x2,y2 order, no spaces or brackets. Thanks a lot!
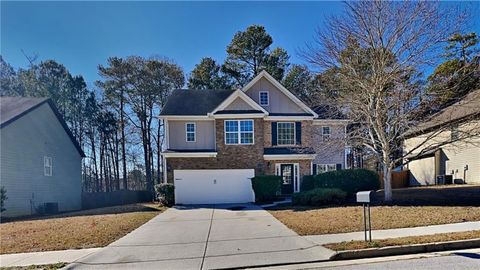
174,169,255,204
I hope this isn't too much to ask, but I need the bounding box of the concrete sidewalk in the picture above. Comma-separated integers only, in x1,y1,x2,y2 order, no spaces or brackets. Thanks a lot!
305,221,480,245
0,248,100,268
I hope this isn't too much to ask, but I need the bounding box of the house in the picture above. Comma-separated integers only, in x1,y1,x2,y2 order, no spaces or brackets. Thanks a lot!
404,90,480,186
0,97,84,217
160,71,348,204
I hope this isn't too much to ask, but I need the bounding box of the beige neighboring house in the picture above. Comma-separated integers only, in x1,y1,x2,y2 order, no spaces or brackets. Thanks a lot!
404,90,480,186
0,97,84,217
160,71,348,204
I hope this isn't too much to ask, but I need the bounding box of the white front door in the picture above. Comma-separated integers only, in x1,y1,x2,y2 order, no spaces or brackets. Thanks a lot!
173,169,255,204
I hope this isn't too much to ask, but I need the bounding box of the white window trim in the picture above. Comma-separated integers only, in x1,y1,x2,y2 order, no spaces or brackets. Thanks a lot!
277,122,296,146
185,122,196,142
322,126,331,139
316,163,337,174
224,120,255,145
44,156,52,176
259,91,269,106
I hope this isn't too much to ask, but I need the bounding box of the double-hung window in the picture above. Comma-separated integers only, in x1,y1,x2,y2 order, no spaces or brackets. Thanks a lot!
44,156,52,176
317,164,336,174
225,120,254,145
322,126,331,140
259,91,269,106
186,123,196,142
277,122,295,145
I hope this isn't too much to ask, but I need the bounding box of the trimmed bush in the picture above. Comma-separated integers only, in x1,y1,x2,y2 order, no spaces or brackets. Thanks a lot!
309,169,379,196
301,175,315,191
154,183,175,206
292,188,347,206
251,175,281,202
0,186,7,212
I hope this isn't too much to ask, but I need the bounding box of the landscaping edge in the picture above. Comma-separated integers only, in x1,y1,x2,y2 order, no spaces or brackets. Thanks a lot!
330,238,480,260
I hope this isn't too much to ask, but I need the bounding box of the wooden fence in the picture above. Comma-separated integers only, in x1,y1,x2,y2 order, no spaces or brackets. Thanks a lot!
379,170,410,189
82,190,153,209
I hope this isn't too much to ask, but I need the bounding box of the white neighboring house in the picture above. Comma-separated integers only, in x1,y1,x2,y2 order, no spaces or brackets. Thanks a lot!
404,90,480,185
0,97,84,217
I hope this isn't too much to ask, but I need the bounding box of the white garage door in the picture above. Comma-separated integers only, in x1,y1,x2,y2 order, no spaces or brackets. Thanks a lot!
174,169,255,204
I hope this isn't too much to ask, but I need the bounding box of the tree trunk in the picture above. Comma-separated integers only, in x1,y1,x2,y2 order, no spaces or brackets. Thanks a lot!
120,94,128,190
383,163,393,201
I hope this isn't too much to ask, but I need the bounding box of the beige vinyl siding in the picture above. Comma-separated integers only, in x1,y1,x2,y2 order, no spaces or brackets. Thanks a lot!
0,103,82,217
245,77,305,113
223,97,255,111
405,120,480,185
168,120,215,150
408,156,436,185
312,123,346,168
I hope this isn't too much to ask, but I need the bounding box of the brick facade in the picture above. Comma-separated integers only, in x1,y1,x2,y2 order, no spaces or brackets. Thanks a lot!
263,120,313,148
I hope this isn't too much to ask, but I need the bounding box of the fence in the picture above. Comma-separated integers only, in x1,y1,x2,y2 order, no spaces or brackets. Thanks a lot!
379,170,410,189
82,190,153,209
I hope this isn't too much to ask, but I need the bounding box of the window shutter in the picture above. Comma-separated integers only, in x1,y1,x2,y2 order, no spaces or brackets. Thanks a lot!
271,122,277,145
312,164,317,175
295,122,302,145
336,163,342,170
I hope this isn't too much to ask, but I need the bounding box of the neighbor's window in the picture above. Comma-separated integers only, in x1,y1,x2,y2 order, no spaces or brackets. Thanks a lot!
44,156,52,176
317,164,336,174
186,123,196,142
259,91,269,106
277,122,295,145
451,125,459,140
322,126,331,139
225,120,254,145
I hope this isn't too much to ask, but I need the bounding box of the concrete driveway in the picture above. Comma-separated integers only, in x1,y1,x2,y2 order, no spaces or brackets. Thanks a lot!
65,204,333,269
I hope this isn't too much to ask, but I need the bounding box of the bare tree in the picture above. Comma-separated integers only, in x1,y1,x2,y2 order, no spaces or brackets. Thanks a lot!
303,1,476,201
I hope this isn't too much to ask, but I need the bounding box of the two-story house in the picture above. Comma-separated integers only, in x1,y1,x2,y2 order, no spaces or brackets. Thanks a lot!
160,71,347,204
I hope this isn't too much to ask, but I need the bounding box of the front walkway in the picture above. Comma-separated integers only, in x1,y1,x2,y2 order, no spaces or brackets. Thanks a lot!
304,221,480,245
0,248,100,268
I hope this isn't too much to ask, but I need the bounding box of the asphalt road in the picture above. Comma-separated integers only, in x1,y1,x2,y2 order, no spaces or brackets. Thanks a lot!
313,252,480,270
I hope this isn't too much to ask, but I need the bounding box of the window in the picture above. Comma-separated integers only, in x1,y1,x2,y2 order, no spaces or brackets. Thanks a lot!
185,123,196,142
451,125,459,140
322,126,331,139
225,120,254,145
259,91,269,106
44,156,52,176
277,122,295,145
317,164,336,174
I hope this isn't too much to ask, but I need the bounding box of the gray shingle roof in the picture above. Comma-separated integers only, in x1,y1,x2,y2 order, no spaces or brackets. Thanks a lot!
312,104,347,119
160,89,235,116
264,147,316,155
0,96,85,157
406,89,480,137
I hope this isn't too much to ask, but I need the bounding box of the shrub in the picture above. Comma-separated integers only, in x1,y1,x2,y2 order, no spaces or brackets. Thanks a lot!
292,188,347,206
1,187,7,212
251,175,281,202
313,169,379,196
154,183,175,206
301,175,315,191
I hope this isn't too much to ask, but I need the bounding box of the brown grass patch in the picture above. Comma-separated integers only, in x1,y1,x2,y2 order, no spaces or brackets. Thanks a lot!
0,262,67,270
325,230,480,251
0,203,165,254
269,205,480,235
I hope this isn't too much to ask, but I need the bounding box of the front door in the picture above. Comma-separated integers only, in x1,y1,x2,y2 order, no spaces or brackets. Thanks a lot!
280,164,294,194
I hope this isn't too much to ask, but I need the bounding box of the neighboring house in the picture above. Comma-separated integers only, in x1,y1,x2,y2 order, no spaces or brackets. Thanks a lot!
0,97,84,217
404,90,480,186
160,71,348,204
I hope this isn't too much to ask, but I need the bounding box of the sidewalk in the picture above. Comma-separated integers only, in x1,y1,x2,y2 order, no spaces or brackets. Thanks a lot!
0,248,100,268
304,221,480,245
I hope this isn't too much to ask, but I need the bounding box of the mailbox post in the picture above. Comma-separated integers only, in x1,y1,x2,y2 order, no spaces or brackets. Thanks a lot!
356,191,374,242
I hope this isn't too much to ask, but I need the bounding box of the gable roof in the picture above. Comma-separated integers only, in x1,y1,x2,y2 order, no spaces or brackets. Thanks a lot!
0,96,85,157
242,70,319,118
160,89,234,116
210,89,268,115
406,89,480,137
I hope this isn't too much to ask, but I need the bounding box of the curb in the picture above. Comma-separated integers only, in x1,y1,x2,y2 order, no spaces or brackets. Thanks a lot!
330,238,480,260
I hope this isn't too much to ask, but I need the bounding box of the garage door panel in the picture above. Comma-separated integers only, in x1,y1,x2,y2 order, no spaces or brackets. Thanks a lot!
174,169,255,204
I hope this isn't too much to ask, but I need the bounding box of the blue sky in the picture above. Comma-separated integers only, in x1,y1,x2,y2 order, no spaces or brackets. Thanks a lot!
1,1,343,84
1,1,479,85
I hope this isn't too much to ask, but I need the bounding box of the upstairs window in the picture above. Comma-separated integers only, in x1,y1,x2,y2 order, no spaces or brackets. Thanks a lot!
322,126,331,140
277,122,295,145
186,123,196,142
44,156,52,176
259,91,269,106
225,120,254,145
